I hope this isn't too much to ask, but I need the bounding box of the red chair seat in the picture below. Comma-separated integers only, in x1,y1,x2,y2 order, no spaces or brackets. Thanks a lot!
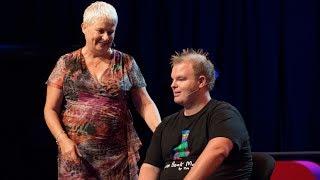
271,161,320,180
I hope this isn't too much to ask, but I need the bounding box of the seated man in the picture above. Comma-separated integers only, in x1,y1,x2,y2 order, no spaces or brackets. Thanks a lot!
139,49,252,180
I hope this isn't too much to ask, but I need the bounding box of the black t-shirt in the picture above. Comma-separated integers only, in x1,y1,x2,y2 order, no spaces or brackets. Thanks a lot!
144,99,252,180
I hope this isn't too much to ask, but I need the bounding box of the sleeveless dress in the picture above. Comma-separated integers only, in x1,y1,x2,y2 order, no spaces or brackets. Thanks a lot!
47,48,146,179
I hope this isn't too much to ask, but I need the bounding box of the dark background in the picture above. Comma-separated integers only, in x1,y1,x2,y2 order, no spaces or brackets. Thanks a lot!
1,0,319,179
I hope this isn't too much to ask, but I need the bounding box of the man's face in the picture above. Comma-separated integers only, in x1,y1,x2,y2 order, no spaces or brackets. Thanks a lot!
82,17,116,53
171,61,199,106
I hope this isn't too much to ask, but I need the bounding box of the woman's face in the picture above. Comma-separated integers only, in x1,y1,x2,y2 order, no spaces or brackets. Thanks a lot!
82,17,116,53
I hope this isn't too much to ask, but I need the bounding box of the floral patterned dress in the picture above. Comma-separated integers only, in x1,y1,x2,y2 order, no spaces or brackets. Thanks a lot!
47,48,146,179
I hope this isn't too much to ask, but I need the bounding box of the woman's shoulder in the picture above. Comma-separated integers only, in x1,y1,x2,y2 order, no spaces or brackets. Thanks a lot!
58,48,82,63
55,49,82,68
113,49,130,57
113,49,139,70
113,49,134,62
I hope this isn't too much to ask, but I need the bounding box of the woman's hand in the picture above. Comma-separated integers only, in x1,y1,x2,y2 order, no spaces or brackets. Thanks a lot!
58,135,82,162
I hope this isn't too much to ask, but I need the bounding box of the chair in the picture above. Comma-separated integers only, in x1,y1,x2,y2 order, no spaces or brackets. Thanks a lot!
271,160,320,180
251,152,276,180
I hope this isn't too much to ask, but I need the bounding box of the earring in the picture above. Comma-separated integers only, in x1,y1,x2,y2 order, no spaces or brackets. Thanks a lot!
112,42,116,48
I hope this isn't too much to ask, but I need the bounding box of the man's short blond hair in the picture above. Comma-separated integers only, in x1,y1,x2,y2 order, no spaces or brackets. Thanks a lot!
170,49,215,90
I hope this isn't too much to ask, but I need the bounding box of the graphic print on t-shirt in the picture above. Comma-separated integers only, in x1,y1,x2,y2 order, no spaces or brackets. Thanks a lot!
172,130,190,160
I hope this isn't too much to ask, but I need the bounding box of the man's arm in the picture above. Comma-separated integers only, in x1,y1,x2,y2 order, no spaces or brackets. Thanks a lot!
139,163,161,180
184,137,233,180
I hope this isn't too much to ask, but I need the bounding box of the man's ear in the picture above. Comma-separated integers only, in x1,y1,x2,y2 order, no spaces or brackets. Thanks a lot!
198,75,207,88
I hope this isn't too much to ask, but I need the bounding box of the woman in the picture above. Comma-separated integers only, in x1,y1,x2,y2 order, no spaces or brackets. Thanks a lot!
44,1,161,179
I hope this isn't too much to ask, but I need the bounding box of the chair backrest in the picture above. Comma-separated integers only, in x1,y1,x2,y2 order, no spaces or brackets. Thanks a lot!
251,152,276,180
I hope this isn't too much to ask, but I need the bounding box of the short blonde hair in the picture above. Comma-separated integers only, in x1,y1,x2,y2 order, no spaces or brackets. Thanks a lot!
83,1,118,25
171,49,215,90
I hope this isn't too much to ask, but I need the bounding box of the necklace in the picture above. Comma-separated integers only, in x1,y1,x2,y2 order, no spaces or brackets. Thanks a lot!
82,48,113,68
93,60,103,67
93,49,113,67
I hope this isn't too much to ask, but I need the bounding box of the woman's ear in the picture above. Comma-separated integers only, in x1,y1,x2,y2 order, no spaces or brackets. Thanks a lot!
81,23,86,33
